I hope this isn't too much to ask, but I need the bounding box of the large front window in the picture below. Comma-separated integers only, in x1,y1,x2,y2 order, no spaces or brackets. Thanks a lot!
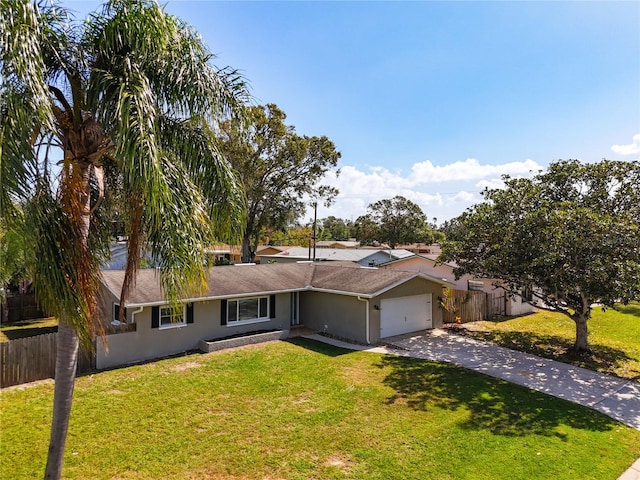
227,297,269,324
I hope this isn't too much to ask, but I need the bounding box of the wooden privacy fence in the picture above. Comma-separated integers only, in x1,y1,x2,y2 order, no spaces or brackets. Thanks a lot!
441,289,509,324
1,333,95,388
441,289,488,323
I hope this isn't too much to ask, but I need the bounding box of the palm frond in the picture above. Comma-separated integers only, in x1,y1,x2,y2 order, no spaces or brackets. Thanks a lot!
144,155,212,302
158,115,247,244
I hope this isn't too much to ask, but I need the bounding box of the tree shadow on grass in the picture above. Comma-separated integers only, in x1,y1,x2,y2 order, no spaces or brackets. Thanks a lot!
287,337,354,357
448,327,640,381
377,355,619,437
2,325,58,340
616,303,640,317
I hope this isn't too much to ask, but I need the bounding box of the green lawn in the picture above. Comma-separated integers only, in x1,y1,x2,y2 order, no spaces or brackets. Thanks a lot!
1,339,639,479
0,317,58,342
450,302,640,381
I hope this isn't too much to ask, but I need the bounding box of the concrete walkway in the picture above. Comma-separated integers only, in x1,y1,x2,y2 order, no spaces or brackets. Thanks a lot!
303,330,640,480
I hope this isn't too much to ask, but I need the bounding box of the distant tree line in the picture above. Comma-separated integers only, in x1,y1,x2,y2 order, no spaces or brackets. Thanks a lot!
265,195,443,249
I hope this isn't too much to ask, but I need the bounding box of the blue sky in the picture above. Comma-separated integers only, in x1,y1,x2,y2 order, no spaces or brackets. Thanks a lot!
67,1,640,222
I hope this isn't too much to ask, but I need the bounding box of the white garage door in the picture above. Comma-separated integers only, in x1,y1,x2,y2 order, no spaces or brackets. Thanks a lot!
380,294,432,338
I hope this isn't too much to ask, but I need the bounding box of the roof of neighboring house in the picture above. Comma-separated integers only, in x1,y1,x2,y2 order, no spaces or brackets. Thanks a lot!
257,247,415,263
394,243,442,255
360,249,415,265
206,243,242,256
103,242,156,270
101,262,454,307
380,253,457,269
314,240,361,249
255,245,292,254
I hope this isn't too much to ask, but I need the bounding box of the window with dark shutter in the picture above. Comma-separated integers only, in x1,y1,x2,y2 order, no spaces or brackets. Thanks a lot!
186,303,194,324
151,306,160,328
269,295,276,319
220,299,227,325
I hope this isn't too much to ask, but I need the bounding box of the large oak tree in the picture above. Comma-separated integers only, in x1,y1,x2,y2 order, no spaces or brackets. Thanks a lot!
364,195,428,248
218,103,340,262
1,1,247,477
440,159,640,351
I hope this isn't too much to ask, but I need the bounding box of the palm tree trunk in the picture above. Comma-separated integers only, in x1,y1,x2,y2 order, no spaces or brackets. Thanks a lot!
44,320,79,479
44,161,91,479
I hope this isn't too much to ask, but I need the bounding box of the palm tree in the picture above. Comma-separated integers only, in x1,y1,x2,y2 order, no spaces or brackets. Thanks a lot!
0,1,248,478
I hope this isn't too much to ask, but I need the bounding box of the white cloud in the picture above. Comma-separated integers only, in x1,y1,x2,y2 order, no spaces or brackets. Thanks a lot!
409,158,542,184
451,191,476,203
475,178,506,191
611,133,640,155
315,158,544,222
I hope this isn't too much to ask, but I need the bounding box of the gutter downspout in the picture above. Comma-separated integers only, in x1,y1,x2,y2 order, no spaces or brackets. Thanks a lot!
130,306,144,324
357,296,371,345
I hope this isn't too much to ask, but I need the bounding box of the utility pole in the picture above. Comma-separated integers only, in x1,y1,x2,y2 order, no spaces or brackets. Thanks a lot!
312,201,318,261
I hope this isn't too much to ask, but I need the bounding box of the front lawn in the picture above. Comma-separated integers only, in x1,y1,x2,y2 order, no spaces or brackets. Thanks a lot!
1,339,639,479
449,302,640,380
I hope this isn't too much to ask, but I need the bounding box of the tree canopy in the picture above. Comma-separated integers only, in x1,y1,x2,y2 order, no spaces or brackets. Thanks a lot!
218,103,340,262
1,1,247,477
321,215,354,241
440,159,640,351
362,195,429,248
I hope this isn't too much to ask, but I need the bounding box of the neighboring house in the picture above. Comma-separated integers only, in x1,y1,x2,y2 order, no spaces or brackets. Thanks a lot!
379,254,536,317
97,262,453,369
314,240,361,249
102,242,156,270
256,246,415,266
254,245,292,259
104,243,242,269
394,243,442,256
207,243,242,264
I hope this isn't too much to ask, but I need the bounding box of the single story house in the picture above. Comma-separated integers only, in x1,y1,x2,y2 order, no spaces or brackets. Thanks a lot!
378,254,536,316
97,262,453,369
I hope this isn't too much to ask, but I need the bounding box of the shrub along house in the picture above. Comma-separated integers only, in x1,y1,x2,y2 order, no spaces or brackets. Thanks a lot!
97,262,452,369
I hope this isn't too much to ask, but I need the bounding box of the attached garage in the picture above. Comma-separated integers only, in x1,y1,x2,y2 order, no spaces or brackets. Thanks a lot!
380,293,432,338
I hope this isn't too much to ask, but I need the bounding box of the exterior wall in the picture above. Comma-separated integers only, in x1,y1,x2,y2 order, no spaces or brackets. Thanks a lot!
299,291,368,344
359,251,396,267
97,293,292,369
505,294,537,316
300,277,445,345
97,282,124,325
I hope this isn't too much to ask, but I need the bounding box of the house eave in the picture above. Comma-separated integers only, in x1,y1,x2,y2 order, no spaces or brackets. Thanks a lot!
123,287,307,309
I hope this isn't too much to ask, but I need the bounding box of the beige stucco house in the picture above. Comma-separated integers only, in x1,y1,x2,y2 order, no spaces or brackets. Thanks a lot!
97,263,453,369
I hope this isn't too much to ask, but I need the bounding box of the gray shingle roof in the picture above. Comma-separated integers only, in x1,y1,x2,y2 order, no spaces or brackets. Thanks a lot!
101,262,452,307
257,247,415,263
